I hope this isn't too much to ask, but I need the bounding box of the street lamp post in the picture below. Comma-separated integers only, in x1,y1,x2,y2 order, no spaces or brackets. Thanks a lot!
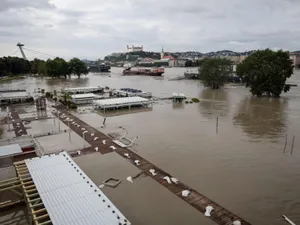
82,131,87,149
68,120,71,142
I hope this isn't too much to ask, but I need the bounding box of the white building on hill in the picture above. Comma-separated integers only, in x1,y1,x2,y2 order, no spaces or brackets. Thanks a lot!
127,45,143,52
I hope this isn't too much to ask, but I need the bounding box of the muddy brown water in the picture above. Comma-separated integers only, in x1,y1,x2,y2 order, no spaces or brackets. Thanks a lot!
1,68,300,225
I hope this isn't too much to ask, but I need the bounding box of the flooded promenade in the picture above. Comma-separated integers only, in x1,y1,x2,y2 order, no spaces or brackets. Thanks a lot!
55,108,251,225
1,67,300,224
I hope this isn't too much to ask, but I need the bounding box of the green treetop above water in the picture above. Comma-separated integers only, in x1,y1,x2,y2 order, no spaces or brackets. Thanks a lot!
237,49,293,97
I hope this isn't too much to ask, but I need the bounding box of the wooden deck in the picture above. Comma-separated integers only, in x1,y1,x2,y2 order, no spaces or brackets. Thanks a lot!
54,109,252,225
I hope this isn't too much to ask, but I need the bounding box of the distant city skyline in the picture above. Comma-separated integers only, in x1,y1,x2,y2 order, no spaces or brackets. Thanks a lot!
1,0,300,60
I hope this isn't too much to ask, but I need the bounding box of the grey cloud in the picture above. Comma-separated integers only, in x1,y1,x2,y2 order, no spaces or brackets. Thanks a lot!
0,0,55,12
1,0,300,59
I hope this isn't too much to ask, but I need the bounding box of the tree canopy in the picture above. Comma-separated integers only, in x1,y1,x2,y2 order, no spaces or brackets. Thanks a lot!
0,57,31,76
68,57,88,78
45,57,69,78
199,58,233,89
236,49,293,97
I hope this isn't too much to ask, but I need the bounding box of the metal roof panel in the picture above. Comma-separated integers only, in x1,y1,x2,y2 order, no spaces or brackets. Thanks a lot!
25,151,130,225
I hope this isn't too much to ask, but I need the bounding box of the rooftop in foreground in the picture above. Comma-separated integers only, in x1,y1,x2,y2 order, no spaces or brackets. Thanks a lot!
18,151,130,225
0,144,22,157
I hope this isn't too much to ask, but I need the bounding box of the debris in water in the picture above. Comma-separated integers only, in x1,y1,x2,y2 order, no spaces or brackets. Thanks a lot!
94,137,99,141
182,190,190,197
124,153,130,158
149,169,157,176
102,140,106,144
171,177,179,184
126,176,133,183
232,221,241,225
205,206,214,217
81,128,85,130
282,215,296,225
94,147,99,151
134,160,140,166
99,184,105,189
163,176,172,184
110,146,116,150
77,150,81,155
91,133,94,137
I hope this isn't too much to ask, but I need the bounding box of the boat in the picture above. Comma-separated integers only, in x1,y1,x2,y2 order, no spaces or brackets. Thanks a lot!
88,63,111,73
123,67,164,76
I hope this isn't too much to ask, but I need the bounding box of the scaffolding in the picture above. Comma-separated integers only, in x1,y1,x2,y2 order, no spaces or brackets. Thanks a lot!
14,161,51,225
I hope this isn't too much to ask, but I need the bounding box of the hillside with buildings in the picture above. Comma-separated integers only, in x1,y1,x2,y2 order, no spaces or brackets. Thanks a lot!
102,46,300,68
103,46,255,67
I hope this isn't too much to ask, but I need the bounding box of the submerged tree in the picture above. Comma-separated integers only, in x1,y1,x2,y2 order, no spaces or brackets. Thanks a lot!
199,58,233,89
68,58,88,78
45,57,69,78
236,49,293,97
31,58,46,75
0,57,31,75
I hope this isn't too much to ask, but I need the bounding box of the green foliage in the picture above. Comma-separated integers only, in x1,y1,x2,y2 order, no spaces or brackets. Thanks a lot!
185,60,193,67
236,49,293,97
45,57,69,78
191,98,200,103
199,58,233,89
45,92,51,98
0,56,31,76
38,60,46,75
68,58,88,78
30,58,46,75
185,59,208,67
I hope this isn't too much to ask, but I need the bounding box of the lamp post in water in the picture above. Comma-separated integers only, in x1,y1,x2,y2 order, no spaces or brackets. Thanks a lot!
82,130,88,149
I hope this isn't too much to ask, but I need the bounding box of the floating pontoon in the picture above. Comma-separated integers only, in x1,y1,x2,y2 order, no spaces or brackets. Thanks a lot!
93,97,151,110
70,93,104,104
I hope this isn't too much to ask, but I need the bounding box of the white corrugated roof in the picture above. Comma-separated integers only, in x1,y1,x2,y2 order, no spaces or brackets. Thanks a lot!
71,93,98,99
64,87,102,92
0,144,22,157
0,91,29,99
173,92,186,98
93,97,149,106
25,151,131,225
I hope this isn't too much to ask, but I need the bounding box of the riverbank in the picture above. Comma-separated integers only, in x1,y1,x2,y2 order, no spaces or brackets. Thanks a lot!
0,75,26,83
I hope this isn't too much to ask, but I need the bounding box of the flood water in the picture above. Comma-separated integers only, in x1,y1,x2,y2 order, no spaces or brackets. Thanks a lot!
1,68,300,225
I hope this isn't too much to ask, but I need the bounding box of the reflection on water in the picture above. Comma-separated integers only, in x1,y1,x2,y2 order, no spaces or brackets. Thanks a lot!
45,76,89,88
234,96,287,139
172,102,185,110
198,89,229,119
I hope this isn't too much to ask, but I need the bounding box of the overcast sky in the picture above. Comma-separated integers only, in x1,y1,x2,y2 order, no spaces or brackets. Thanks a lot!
1,0,300,60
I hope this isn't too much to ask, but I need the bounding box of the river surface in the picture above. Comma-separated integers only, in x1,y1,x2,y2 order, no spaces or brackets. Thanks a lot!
1,68,300,225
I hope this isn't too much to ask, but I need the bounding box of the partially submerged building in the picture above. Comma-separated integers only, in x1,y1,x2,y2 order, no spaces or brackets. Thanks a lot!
62,86,104,95
93,97,151,111
113,88,152,98
0,91,33,105
70,93,104,104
